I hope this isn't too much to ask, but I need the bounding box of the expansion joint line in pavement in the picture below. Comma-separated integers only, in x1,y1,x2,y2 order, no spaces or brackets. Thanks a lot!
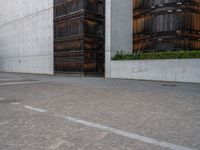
9,102,195,150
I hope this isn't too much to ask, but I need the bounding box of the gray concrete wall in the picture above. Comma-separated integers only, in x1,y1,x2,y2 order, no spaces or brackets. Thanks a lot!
110,59,200,83
105,0,133,78
0,0,54,74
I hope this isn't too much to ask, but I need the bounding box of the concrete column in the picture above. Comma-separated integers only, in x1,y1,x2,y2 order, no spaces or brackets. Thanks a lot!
105,0,133,78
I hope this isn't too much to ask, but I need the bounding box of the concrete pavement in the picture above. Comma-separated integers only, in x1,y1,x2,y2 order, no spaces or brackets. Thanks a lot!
0,72,200,150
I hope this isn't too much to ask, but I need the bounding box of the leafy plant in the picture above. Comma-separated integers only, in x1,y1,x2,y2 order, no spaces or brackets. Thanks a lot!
112,51,200,60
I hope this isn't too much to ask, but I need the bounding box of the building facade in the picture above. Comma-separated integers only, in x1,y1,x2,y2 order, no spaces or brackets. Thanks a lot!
0,0,199,77
133,0,200,51
54,0,105,75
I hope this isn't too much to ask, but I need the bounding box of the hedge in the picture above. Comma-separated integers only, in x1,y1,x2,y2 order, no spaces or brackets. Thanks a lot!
112,51,200,60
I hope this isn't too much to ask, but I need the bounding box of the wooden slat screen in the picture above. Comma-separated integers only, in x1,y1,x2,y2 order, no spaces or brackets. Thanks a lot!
133,0,200,51
54,0,105,75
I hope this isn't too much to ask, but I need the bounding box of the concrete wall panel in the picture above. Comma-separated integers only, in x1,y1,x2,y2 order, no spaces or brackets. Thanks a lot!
0,55,53,74
110,59,200,83
105,0,133,78
0,0,53,25
110,0,133,56
0,0,53,74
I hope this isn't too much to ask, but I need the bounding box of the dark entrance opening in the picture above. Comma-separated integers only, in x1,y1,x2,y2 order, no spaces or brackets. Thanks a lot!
54,0,105,76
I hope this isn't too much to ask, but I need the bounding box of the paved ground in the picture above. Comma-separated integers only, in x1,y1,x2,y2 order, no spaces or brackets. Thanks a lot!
0,72,200,150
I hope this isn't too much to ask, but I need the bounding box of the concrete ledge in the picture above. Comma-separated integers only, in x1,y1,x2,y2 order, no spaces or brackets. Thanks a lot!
110,59,200,83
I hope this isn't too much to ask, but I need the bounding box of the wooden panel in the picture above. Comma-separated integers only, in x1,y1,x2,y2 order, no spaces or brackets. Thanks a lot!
133,0,200,51
54,0,105,75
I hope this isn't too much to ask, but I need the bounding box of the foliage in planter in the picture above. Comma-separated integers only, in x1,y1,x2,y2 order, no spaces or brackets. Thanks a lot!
112,50,200,60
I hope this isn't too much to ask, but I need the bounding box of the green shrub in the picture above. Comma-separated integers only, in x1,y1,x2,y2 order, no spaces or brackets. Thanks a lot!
112,51,200,60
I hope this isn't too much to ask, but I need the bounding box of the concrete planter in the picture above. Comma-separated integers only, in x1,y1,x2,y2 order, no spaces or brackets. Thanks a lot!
110,59,200,83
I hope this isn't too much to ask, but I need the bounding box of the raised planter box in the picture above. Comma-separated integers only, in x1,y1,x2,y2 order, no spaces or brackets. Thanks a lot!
110,59,200,83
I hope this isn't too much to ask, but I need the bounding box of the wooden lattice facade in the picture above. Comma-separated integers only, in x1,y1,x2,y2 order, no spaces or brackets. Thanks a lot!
54,0,105,75
133,0,200,52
